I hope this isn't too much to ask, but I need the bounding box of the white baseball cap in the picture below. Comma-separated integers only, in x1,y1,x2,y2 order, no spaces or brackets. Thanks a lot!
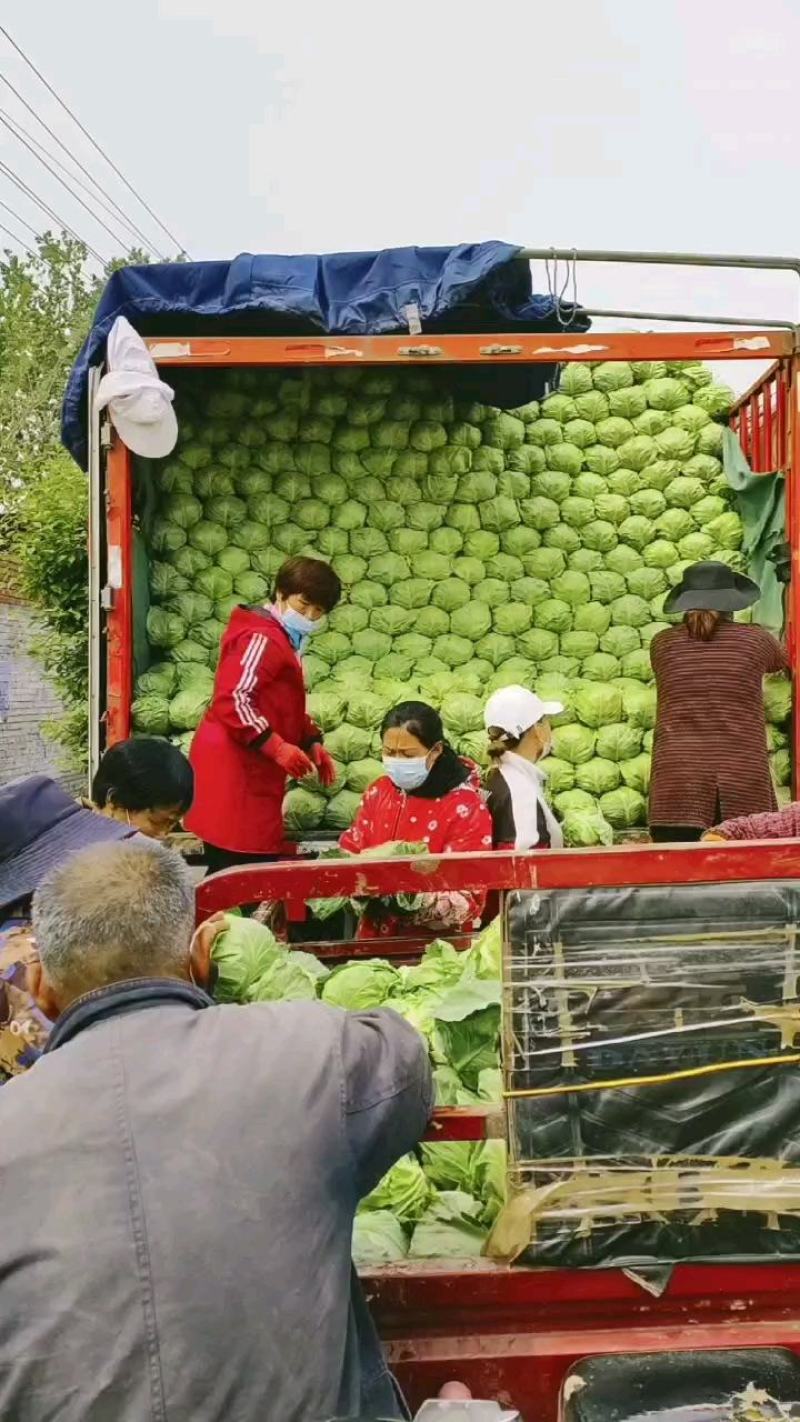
484,685,564,737
94,316,178,459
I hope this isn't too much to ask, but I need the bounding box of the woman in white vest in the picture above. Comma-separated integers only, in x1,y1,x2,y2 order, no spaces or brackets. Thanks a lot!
483,686,564,851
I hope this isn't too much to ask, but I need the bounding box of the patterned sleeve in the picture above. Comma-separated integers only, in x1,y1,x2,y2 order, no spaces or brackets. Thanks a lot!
339,786,378,855
411,789,494,932
716,803,800,841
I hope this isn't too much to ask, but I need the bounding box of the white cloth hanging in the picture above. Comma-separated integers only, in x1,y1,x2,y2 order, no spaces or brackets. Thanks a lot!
497,751,563,851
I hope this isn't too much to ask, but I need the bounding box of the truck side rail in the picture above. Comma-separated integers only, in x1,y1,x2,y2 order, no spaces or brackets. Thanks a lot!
195,841,800,925
196,842,800,1143
731,360,791,474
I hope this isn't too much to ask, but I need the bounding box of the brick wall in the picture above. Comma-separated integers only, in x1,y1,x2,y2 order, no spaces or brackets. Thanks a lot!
0,557,84,792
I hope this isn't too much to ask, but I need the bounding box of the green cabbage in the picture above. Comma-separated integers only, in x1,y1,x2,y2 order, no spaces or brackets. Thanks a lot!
352,1211,409,1267
562,809,614,847
573,683,623,728
600,786,647,828
212,917,282,1003
552,723,596,764
321,959,401,1010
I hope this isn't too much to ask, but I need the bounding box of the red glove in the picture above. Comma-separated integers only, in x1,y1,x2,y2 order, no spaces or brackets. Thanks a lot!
311,742,337,788
264,735,314,779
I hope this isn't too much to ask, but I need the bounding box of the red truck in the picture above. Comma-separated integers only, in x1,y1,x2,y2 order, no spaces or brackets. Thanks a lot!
78,246,800,1419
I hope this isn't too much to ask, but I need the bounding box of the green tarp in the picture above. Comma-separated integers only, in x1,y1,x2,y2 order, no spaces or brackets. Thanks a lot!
722,426,785,635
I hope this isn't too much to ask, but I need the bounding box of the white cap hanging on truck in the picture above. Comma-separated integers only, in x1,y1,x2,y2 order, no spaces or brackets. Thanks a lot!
94,316,178,458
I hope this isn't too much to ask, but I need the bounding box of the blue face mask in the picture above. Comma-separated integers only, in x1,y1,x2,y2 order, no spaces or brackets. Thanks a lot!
383,756,430,792
274,604,324,652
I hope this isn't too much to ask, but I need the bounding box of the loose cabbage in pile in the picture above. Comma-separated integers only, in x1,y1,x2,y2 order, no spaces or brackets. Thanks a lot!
134,360,779,835
213,913,506,1259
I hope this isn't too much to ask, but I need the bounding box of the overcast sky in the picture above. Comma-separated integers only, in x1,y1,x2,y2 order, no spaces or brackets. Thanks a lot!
1,0,798,390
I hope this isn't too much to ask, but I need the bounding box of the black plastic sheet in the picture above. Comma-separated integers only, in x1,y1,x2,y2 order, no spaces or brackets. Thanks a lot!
503,881,800,1267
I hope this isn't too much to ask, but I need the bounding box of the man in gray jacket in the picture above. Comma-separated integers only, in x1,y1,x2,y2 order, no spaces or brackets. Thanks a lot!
0,838,432,1422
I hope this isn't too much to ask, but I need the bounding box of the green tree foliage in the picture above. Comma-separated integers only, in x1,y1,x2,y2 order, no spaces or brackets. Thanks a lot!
0,234,150,755
16,450,89,760
0,236,102,530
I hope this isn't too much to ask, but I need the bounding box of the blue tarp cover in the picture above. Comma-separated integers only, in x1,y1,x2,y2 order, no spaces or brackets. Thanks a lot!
62,241,588,469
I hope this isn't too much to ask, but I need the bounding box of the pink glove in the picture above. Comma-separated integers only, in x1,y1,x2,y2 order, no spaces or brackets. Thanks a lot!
311,743,337,788
264,735,314,779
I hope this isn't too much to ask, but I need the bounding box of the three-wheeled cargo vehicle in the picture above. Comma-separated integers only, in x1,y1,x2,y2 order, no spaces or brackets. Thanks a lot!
68,246,800,1419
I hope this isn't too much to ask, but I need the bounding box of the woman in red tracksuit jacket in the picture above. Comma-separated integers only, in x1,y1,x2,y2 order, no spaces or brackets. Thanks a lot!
340,701,493,939
185,557,341,873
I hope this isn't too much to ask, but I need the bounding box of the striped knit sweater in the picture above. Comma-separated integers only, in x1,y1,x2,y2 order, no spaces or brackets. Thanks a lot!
649,621,787,830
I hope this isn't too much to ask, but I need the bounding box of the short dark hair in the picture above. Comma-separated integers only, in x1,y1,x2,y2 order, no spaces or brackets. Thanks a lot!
274,557,341,613
92,738,194,814
381,701,444,750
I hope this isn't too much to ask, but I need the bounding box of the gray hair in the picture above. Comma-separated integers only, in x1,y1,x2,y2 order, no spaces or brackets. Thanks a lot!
32,838,195,997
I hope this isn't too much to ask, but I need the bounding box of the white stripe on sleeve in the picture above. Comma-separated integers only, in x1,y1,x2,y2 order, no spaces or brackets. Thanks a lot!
232,634,270,734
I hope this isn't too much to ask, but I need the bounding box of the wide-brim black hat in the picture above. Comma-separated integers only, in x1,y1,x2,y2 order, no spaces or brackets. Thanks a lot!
0,775,136,913
663,560,760,616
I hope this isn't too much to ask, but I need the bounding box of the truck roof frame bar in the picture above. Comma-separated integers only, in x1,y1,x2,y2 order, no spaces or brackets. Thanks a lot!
583,307,796,332
519,248,800,329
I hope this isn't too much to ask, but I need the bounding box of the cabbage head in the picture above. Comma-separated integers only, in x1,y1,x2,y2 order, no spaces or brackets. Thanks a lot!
575,758,620,799
352,1212,408,1267
624,684,658,729
136,662,177,697
551,570,590,608
562,810,614,847
442,693,484,735
620,753,651,795
552,723,596,765
559,364,594,395
168,688,210,731
533,599,573,634
212,916,282,1003
600,787,647,828
764,675,792,725
573,683,623,728
596,722,643,762
322,959,401,1010
132,694,170,736
146,608,185,650
574,602,611,636
482,414,525,450
581,652,621,682
325,724,373,763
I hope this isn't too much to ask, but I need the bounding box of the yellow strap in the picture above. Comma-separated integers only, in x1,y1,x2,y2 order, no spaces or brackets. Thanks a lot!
503,1052,800,1100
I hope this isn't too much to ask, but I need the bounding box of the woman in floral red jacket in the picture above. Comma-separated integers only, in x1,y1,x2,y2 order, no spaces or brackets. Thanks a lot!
340,701,493,939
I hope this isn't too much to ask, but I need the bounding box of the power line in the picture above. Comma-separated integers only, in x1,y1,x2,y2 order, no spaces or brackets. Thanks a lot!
0,108,146,254
0,195,37,237
0,69,167,257
0,102,166,258
0,156,107,264
0,25,189,256
0,217,33,255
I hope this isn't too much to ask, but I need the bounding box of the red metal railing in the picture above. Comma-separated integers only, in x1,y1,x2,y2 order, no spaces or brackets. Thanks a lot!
195,841,800,925
731,359,792,473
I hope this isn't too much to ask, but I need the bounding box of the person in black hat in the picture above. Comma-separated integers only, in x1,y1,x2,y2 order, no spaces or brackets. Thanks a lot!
0,775,138,1084
0,739,194,1083
648,561,788,842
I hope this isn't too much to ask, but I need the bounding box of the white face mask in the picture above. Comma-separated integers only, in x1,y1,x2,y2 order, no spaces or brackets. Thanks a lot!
272,603,325,651
382,756,431,792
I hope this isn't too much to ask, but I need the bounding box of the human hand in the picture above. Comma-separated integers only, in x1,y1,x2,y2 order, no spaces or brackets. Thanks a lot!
702,831,727,842
189,911,229,959
265,736,314,779
311,743,337,788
